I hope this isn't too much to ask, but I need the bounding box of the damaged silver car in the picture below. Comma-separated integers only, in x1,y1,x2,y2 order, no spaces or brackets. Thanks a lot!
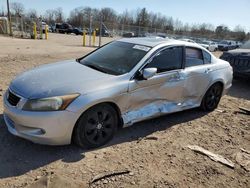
3,38,233,148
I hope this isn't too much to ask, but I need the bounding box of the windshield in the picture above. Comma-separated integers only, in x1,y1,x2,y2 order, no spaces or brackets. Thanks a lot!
79,41,150,75
241,41,250,49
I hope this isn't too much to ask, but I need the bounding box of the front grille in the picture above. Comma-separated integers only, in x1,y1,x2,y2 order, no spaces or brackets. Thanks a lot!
7,90,21,106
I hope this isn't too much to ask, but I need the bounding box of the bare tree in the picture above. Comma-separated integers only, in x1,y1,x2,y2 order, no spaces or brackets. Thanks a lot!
119,9,134,25
44,9,56,25
100,7,117,23
233,25,246,41
215,25,229,39
27,9,38,19
54,7,64,23
1,5,5,16
136,8,149,27
11,2,24,16
68,7,85,27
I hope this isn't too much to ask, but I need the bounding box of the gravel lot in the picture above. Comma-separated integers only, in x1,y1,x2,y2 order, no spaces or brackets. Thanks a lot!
0,34,249,188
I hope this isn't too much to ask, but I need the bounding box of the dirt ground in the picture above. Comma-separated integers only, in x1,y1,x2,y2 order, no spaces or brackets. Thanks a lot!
0,33,249,188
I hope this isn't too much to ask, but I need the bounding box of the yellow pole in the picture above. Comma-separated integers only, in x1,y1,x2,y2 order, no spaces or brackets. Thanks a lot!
92,30,96,47
83,30,86,46
45,25,48,40
33,22,37,39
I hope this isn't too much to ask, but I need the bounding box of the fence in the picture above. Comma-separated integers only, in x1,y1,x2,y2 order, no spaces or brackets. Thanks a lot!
5,15,48,39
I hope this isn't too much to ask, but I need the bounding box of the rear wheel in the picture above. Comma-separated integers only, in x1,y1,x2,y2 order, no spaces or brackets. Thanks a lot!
73,104,118,149
201,83,223,111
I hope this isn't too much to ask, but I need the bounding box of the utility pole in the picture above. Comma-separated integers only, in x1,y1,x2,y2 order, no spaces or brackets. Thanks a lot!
7,0,12,36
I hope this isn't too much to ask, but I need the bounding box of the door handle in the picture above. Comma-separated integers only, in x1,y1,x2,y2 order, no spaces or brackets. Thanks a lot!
205,68,212,74
169,74,181,82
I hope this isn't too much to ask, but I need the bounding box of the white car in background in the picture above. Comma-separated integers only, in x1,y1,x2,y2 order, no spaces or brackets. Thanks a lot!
41,22,48,33
180,38,197,43
199,41,218,52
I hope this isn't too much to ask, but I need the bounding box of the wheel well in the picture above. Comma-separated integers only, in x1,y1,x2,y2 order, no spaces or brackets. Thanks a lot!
201,81,224,103
105,102,124,128
71,102,123,143
73,102,123,134
212,81,224,90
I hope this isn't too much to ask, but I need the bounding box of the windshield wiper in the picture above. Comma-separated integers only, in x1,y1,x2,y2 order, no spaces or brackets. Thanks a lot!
84,64,108,74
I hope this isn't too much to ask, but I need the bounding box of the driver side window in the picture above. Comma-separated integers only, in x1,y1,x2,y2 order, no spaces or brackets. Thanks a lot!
146,47,183,73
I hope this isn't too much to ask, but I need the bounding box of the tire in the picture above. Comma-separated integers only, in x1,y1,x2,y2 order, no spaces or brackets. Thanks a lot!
73,104,118,149
201,83,223,111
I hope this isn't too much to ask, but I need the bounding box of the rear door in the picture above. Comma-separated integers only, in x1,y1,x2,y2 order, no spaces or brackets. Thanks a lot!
181,47,213,106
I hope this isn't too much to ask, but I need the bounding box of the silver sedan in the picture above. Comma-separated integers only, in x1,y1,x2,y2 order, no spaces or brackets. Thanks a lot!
3,38,233,148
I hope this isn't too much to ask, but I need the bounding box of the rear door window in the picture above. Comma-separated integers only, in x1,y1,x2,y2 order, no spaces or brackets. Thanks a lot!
185,47,204,67
203,50,211,64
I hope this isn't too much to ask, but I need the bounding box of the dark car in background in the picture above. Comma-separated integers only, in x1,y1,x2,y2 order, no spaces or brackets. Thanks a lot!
55,23,73,34
72,28,83,35
220,41,250,78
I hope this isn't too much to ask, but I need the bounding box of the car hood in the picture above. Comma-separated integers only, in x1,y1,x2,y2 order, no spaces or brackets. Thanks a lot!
10,60,118,99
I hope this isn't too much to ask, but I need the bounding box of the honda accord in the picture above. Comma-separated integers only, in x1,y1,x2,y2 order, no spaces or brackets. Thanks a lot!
3,37,233,148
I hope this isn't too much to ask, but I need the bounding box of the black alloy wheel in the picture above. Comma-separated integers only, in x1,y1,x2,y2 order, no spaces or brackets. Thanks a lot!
73,104,118,149
201,83,223,111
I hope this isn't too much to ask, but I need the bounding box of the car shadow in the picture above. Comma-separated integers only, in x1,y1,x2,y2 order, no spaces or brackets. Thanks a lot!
227,79,250,101
0,109,207,179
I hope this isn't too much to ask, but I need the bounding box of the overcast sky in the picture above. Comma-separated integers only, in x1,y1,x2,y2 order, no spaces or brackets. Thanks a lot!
1,0,250,31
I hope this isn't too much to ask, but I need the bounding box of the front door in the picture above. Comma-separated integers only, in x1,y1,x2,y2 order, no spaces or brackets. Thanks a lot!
123,46,185,125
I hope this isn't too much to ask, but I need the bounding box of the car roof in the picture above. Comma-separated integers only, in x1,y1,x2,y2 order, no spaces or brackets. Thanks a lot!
118,37,203,49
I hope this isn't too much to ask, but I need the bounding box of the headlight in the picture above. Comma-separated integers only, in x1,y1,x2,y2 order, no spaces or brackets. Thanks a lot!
22,93,80,111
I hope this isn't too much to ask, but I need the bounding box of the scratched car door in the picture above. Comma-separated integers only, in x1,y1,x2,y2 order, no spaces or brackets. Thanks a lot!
123,46,185,125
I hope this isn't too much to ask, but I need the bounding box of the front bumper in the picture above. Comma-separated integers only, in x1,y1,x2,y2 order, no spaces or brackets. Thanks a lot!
3,92,79,145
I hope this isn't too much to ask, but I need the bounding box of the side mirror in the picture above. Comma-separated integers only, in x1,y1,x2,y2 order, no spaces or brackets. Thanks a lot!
142,68,157,80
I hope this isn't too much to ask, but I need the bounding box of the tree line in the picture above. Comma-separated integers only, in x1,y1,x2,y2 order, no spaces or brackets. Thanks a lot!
1,2,249,41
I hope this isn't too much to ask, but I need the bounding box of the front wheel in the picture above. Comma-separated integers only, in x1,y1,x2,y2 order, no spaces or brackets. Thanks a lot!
201,83,223,111
73,104,118,149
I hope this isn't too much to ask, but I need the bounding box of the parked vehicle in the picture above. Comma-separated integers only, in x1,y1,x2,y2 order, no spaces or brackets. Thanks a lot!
220,40,250,78
218,40,238,51
180,38,197,43
55,23,73,34
71,28,83,35
3,38,232,148
122,32,135,38
198,41,218,52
